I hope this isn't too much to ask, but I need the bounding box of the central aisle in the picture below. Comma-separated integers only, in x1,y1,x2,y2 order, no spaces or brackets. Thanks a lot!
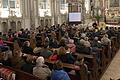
101,50,120,80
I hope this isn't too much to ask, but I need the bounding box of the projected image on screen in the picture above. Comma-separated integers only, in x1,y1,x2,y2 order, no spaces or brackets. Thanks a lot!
69,13,81,22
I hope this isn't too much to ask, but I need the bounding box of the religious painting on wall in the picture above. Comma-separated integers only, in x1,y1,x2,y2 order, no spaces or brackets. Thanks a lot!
110,0,119,7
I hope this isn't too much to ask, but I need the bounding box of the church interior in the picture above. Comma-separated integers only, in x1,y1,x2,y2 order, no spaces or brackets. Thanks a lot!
0,0,120,80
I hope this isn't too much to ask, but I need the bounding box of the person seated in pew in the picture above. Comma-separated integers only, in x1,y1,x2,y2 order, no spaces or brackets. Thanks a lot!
2,33,8,41
59,46,75,64
91,36,103,53
33,42,42,56
8,35,14,42
91,37,102,64
77,36,92,55
49,50,58,61
0,38,4,46
91,37,102,49
45,35,50,47
63,32,70,44
51,60,71,80
22,41,33,55
74,56,88,80
11,50,25,69
0,50,12,67
33,56,51,80
67,39,76,54
79,33,86,44
20,30,29,39
83,37,91,48
8,29,13,37
49,37,59,48
0,37,9,52
59,38,66,47
18,30,22,38
13,32,19,41
58,38,66,56
106,27,117,38
75,33,85,53
101,34,111,46
40,45,52,58
21,55,35,74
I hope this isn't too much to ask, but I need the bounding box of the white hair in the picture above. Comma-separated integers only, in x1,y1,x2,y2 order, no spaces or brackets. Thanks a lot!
36,56,45,67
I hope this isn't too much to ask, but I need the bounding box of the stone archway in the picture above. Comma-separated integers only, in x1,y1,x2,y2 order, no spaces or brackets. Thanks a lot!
41,20,44,27
10,21,16,32
2,22,8,33
17,21,22,31
45,19,48,26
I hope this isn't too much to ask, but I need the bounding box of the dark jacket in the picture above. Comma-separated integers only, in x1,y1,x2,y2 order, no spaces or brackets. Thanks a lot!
0,59,12,67
22,46,33,54
21,62,35,74
59,52,75,64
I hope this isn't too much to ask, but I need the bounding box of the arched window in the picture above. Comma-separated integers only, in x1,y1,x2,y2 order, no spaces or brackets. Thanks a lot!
60,0,68,14
0,0,21,18
38,0,51,17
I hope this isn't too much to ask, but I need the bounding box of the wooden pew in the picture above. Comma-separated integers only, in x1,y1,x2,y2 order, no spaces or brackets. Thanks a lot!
98,36,120,79
22,53,89,80
117,32,120,47
0,64,40,80
49,35,119,80
111,37,117,58
3,33,120,80
73,52,98,80
50,48,97,80
45,59,88,80
45,59,79,70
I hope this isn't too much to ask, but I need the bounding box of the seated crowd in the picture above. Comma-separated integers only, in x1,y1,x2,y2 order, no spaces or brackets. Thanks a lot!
0,23,120,80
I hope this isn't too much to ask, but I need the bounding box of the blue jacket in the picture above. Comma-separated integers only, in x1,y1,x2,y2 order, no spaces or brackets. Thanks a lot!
51,69,70,80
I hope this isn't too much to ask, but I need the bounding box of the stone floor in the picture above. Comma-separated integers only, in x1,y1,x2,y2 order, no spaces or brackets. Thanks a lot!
101,50,120,80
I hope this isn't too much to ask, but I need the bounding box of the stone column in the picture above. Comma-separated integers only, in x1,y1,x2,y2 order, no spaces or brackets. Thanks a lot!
29,0,35,29
22,0,31,29
81,0,85,24
33,0,39,28
34,0,39,28
51,0,55,25
56,0,61,24
21,0,25,28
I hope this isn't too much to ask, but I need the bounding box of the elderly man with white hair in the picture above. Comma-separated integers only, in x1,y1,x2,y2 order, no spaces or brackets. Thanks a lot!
33,56,51,80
